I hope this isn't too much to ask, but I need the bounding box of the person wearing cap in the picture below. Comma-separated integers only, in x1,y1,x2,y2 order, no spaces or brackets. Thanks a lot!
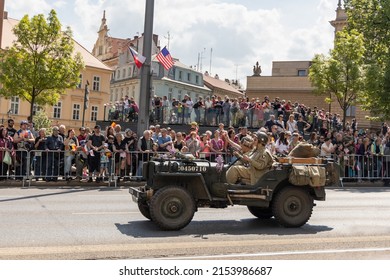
87,125,105,183
226,132,274,185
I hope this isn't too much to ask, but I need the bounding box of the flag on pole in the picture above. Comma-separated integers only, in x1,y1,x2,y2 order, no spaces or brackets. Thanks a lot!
156,46,174,70
129,47,146,68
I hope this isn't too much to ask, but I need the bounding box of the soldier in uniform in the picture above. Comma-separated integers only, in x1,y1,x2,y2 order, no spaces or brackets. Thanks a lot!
226,131,274,185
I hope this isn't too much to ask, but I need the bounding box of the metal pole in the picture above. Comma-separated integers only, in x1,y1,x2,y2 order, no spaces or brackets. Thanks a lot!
0,0,5,49
137,0,154,135
82,82,89,127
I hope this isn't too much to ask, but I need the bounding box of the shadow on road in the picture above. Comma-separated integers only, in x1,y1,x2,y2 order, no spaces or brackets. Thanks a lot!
0,187,121,203
115,218,332,238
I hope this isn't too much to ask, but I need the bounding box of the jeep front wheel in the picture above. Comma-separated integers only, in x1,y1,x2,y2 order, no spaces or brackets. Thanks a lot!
150,186,195,230
272,186,313,227
247,206,273,219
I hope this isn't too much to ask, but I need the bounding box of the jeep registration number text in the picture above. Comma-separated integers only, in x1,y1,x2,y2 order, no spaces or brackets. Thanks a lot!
178,165,208,172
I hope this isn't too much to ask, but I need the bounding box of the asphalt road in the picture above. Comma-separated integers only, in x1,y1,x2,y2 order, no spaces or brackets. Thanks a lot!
0,186,390,260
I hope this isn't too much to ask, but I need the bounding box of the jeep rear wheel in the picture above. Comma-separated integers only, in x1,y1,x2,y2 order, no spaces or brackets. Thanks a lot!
272,186,313,227
150,186,195,230
137,200,151,220
247,206,273,219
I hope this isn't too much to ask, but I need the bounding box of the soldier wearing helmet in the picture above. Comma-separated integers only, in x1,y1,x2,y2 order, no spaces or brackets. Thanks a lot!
226,131,274,185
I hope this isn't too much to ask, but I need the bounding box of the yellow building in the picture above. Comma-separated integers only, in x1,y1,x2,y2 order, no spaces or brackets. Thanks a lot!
0,10,112,130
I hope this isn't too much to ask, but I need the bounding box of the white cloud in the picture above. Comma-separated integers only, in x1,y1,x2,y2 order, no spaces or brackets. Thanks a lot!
5,0,338,88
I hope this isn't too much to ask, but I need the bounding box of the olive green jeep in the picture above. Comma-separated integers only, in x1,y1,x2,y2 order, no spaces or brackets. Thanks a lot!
129,154,338,230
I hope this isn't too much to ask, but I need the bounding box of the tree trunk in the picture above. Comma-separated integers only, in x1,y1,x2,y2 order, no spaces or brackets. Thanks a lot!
29,88,35,122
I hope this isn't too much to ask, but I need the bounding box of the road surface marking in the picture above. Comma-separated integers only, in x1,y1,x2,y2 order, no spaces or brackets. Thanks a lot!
165,247,390,259
1,235,390,258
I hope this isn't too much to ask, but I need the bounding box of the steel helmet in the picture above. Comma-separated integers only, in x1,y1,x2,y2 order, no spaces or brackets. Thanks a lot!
254,131,268,145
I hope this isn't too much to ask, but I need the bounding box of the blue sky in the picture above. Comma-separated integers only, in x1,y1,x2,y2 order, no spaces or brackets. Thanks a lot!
5,0,338,87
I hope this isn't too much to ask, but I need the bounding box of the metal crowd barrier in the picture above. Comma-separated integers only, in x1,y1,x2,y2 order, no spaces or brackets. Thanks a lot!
1,149,389,187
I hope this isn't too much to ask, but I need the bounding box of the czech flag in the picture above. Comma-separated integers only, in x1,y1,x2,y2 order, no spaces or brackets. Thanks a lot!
129,47,146,68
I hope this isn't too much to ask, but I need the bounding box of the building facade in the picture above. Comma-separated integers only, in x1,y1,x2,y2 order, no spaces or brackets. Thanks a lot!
0,10,112,129
93,12,246,118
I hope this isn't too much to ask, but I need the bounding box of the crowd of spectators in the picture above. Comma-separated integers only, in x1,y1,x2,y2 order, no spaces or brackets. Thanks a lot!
1,93,390,184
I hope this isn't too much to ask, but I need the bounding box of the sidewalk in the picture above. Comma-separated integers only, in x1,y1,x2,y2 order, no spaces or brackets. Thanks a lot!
0,178,388,189
0,179,145,188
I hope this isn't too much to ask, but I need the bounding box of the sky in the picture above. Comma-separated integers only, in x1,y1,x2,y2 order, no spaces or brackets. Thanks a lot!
5,0,338,88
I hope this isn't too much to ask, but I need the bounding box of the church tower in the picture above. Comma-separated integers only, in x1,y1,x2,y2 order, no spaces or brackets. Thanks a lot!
329,0,348,35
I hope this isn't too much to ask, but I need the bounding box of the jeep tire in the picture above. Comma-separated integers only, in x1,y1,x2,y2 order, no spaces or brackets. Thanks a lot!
272,186,313,227
138,200,152,220
150,186,195,230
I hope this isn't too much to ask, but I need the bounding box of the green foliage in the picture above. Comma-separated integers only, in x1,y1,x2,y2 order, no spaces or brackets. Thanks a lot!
344,0,390,120
33,110,52,134
0,9,84,120
309,29,366,129
344,0,389,64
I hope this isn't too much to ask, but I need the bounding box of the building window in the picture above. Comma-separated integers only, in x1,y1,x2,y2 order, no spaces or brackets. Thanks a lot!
32,104,42,116
91,106,98,121
346,106,356,117
98,46,103,55
297,69,307,76
77,74,83,88
93,76,100,91
10,96,19,115
53,102,62,119
72,104,81,120
187,73,191,81
122,69,126,78
128,67,132,77
168,88,173,101
179,71,182,80
195,75,199,84
178,90,182,101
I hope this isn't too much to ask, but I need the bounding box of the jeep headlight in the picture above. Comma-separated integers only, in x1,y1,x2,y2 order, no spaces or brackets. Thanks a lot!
171,162,179,172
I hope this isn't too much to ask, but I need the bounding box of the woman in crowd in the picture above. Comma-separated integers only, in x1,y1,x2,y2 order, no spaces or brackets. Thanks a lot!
173,132,186,152
199,133,211,161
186,131,201,157
210,130,224,162
0,127,14,180
275,131,289,156
64,129,79,181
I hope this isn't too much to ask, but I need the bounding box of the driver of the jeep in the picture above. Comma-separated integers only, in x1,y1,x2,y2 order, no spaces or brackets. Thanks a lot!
226,132,274,185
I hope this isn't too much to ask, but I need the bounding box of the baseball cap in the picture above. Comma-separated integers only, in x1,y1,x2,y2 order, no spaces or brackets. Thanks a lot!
20,120,28,125
94,125,101,129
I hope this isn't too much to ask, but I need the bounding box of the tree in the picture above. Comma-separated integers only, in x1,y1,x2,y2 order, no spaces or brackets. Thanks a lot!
0,9,84,120
33,110,52,133
309,29,366,129
344,0,390,120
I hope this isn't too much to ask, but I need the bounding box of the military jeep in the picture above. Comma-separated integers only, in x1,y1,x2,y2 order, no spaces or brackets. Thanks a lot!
129,154,338,230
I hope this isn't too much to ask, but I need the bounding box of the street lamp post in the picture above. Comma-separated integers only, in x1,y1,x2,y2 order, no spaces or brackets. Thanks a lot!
137,0,154,135
82,81,90,128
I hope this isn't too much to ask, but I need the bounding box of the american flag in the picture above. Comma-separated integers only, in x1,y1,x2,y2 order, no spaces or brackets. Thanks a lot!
156,47,174,70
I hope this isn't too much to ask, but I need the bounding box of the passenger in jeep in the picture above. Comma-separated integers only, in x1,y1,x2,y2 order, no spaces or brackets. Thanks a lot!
226,132,274,185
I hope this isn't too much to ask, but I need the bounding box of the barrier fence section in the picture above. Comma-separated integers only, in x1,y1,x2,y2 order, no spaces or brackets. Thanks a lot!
0,150,390,186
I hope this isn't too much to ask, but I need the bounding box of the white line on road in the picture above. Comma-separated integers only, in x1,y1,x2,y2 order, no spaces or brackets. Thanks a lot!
164,247,390,260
